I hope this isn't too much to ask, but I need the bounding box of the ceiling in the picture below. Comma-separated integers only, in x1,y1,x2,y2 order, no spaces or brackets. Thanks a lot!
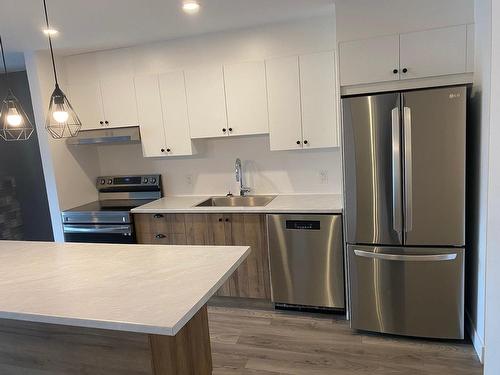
0,0,334,70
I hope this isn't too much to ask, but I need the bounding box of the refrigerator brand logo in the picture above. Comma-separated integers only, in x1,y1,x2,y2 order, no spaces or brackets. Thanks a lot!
449,93,461,99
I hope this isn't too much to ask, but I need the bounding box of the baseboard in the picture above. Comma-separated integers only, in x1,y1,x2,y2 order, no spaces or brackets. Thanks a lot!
466,310,485,363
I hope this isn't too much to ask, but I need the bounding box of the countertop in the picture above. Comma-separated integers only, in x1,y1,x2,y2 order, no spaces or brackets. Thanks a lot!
131,194,343,214
0,241,250,336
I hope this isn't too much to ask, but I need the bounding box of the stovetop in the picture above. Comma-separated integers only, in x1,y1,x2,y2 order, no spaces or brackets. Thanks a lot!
64,199,156,213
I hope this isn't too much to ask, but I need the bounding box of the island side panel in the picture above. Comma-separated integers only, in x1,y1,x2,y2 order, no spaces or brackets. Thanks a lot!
149,305,212,375
0,305,212,375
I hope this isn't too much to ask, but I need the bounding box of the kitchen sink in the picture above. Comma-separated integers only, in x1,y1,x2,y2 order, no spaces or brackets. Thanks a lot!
195,195,277,207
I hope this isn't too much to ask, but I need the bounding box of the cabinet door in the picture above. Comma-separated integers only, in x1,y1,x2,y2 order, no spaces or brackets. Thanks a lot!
265,56,303,151
134,75,166,157
400,25,467,80
299,51,338,149
66,82,105,130
339,35,400,86
184,66,228,139
228,214,271,299
223,61,269,136
466,24,475,73
159,71,193,156
100,76,139,127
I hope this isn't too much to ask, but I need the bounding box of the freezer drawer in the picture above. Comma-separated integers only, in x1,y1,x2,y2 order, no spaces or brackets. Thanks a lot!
348,244,464,339
267,214,344,309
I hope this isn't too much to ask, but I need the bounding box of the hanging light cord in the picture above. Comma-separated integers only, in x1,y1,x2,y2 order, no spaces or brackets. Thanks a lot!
0,36,10,87
42,0,59,85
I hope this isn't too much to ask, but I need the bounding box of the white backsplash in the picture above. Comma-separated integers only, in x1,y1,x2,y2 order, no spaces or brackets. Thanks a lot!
97,135,342,196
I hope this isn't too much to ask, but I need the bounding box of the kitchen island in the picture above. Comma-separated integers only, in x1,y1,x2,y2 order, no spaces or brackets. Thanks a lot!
0,241,250,374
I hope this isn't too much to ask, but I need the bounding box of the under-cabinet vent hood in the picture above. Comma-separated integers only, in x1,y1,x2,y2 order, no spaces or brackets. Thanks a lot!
66,126,141,145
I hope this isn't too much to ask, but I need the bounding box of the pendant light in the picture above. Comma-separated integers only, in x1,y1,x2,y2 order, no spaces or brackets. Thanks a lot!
0,36,34,141
42,0,81,139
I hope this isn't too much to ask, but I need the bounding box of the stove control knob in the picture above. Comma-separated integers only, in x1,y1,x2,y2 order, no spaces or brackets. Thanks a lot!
100,179,105,185
151,178,157,184
107,179,112,184
143,178,149,184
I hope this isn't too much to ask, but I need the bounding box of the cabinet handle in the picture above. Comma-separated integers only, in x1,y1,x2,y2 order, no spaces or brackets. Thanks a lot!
402,68,408,73
166,148,171,152
218,218,223,222
296,140,301,145
228,128,233,132
393,69,399,74
153,214,164,219
161,148,165,153
222,128,227,133
304,140,308,145
155,234,166,239
99,121,104,125
105,120,109,125
225,218,229,222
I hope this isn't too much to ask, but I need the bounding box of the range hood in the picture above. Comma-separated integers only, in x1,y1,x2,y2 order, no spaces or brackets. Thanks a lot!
66,126,141,145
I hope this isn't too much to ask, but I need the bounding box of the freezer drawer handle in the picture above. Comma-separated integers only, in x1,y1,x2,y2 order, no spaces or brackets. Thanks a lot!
354,249,457,262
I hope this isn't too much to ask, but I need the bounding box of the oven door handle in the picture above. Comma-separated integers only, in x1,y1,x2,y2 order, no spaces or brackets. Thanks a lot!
63,225,132,234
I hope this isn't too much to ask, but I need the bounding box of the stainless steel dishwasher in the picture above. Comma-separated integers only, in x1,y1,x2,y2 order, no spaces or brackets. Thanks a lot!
267,214,344,309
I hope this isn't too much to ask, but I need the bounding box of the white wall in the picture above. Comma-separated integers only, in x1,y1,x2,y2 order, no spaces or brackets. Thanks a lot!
24,51,102,241
68,15,341,196
484,1,500,373
335,0,474,42
464,0,491,362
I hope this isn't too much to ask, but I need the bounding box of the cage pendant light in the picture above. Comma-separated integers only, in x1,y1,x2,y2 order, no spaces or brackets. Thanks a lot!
0,36,34,141
43,0,81,139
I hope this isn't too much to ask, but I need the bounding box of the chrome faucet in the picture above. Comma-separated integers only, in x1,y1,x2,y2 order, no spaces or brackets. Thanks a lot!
235,158,251,196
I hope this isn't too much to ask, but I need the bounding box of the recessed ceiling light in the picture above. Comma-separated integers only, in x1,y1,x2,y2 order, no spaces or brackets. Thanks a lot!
182,0,200,14
43,28,58,36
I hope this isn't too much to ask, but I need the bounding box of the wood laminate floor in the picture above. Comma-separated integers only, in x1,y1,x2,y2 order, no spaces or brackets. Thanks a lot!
207,304,482,375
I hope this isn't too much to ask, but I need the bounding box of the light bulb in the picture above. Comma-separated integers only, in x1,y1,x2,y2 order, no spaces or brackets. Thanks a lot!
6,107,23,127
52,103,69,124
183,0,200,13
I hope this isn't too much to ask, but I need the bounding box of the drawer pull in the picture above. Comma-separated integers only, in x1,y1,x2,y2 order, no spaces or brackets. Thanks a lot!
153,214,164,219
354,250,457,262
155,234,166,239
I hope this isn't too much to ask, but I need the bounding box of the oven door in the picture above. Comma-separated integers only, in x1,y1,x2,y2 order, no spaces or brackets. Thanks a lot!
63,224,135,244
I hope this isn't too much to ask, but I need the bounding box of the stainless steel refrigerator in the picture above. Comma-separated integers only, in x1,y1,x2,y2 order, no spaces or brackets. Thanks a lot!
342,86,466,339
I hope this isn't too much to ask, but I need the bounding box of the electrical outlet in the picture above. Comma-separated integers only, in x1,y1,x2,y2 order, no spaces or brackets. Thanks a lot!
319,170,328,184
185,174,193,186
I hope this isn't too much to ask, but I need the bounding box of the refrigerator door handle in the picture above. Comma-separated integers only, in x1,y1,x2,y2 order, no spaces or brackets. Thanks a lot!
404,106,413,233
391,107,403,239
354,249,457,262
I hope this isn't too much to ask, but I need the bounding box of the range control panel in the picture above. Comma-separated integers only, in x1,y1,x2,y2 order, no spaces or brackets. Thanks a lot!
96,175,161,187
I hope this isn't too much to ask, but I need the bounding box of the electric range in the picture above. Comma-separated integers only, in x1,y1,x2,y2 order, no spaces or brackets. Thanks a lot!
62,174,162,243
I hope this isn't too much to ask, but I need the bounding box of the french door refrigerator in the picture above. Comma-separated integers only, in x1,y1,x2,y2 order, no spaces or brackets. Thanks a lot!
342,86,466,339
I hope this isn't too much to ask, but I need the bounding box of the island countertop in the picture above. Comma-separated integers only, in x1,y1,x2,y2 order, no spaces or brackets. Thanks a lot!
0,241,250,336
131,194,343,214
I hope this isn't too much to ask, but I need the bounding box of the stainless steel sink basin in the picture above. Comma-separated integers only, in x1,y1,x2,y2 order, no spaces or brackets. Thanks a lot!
195,195,277,207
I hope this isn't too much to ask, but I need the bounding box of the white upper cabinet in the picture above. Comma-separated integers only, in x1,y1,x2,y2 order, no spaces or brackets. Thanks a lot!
266,56,303,151
467,24,475,73
339,24,472,87
158,71,193,156
66,82,104,131
135,72,193,158
100,76,139,127
399,25,467,80
184,66,228,139
339,35,400,86
134,75,166,157
299,51,338,149
65,53,138,129
223,61,269,136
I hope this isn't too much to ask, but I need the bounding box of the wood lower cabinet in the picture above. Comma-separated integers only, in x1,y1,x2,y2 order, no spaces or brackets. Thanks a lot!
134,213,271,300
